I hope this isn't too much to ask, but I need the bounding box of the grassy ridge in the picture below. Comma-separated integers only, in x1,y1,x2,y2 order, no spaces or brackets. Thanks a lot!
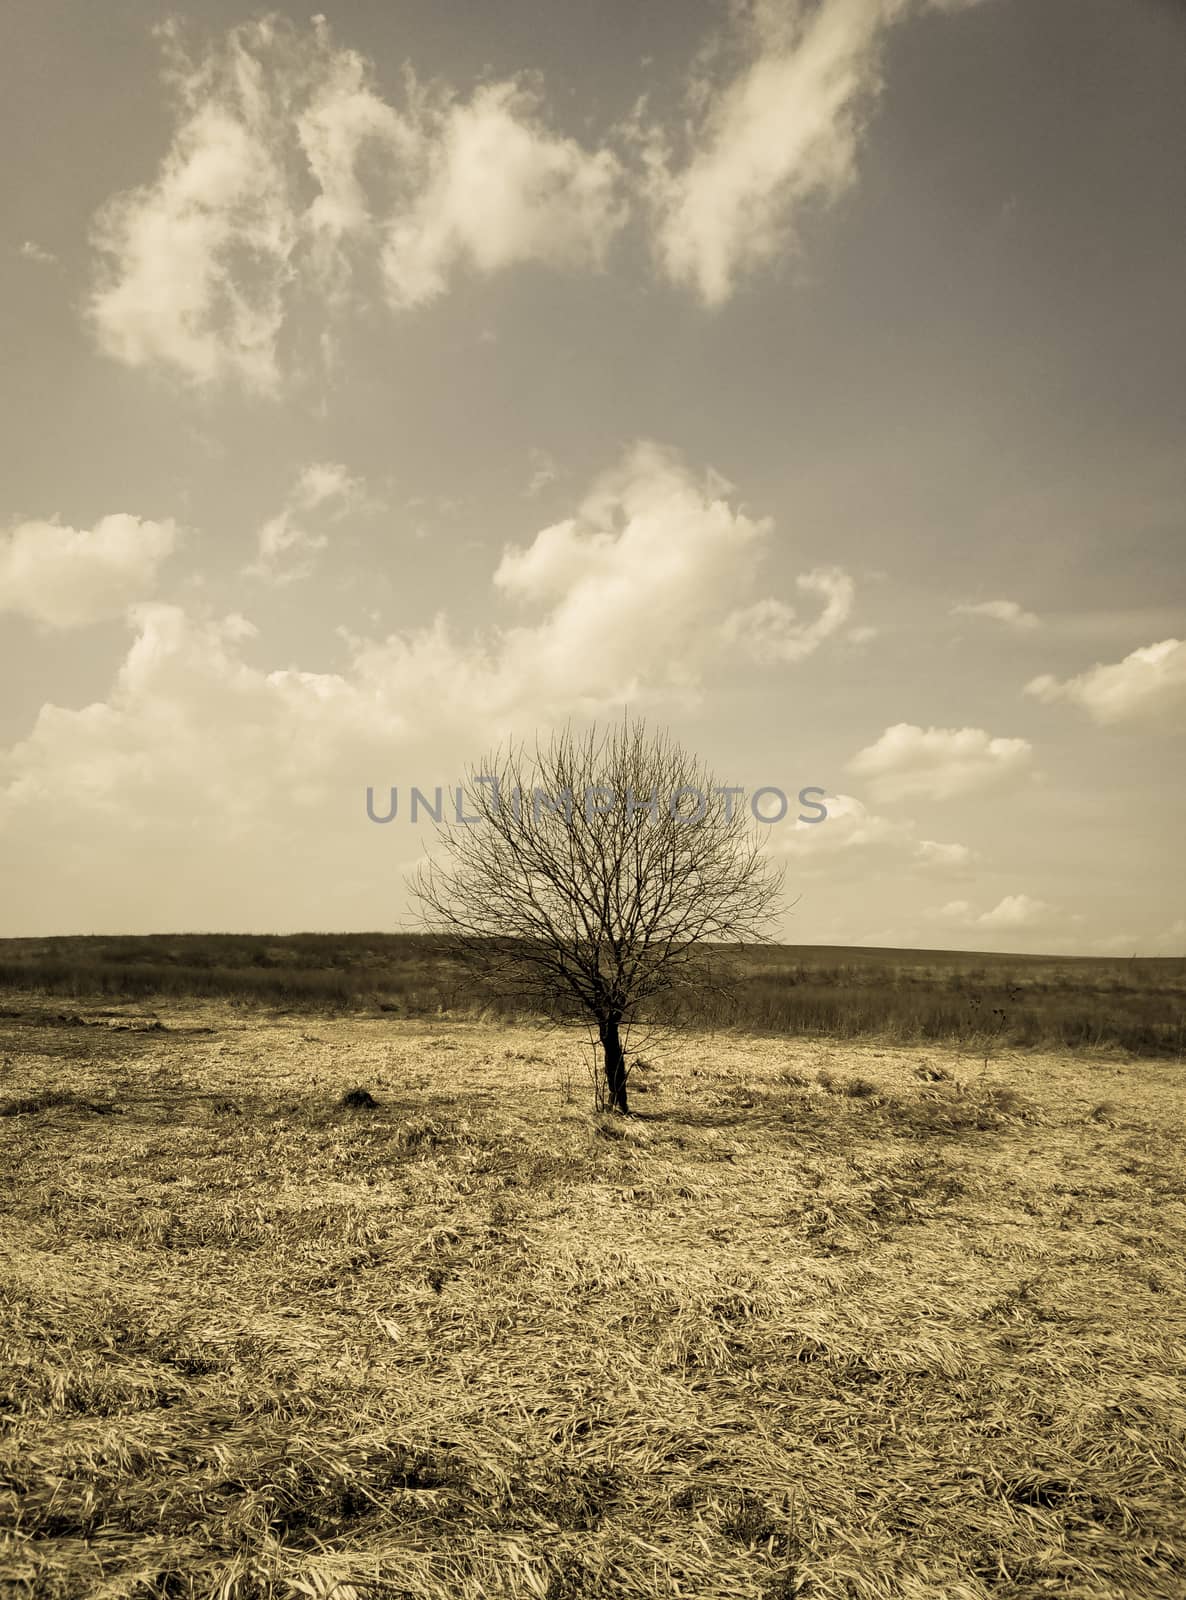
0,934,1182,1057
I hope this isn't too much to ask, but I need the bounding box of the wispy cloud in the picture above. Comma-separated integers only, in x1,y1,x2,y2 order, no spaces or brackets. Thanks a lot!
524,448,561,499
244,460,370,584
721,568,855,664
88,17,627,392
641,0,971,305
952,598,1039,630
18,240,58,267
86,5,996,389
642,0,892,305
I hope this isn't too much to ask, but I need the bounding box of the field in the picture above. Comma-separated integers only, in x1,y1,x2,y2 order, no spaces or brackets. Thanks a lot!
0,935,1183,1058
1,991,1184,1599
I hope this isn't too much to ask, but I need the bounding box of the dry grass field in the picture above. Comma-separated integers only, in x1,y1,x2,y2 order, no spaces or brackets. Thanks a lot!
1,996,1184,1599
1,937,1182,1059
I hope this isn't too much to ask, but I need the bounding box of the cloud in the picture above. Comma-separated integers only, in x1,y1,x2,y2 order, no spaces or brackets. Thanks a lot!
721,567,854,663
245,460,369,583
244,513,328,586
847,722,1032,803
88,17,626,391
85,5,997,385
380,80,626,310
915,838,972,869
927,893,1052,931
1091,920,1186,956
89,19,299,393
524,448,560,499
489,440,851,709
4,442,848,846
0,514,177,628
771,792,973,880
774,791,905,859
952,598,1039,630
293,461,367,512
644,0,908,305
1025,639,1186,727
18,240,57,266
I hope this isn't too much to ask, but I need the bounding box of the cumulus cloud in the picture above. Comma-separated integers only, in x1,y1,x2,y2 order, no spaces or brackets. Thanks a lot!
1025,638,1186,727
490,440,851,708
774,791,905,858
771,792,973,879
951,598,1039,630
4,442,848,848
88,17,626,391
927,893,1052,931
0,514,177,628
847,722,1032,803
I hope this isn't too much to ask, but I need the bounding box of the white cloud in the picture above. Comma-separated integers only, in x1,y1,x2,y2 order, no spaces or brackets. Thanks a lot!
915,838,972,868
771,792,973,880
18,240,57,266
85,6,997,385
89,20,298,393
244,512,328,586
4,443,847,854
88,18,626,391
295,22,416,274
490,440,850,709
952,598,1039,630
847,722,1032,803
1025,639,1186,727
1091,921,1186,956
524,448,560,499
774,791,905,859
721,567,854,663
927,893,1052,931
293,461,366,512
0,515,177,628
644,0,902,305
380,80,626,310
976,893,1051,930
635,0,990,305
245,460,369,583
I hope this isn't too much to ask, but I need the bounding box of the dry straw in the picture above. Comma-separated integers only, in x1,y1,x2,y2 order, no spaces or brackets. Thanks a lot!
1,998,1183,1598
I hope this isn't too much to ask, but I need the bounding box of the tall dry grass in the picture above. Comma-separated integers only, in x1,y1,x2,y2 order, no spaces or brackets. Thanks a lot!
0,933,1182,1057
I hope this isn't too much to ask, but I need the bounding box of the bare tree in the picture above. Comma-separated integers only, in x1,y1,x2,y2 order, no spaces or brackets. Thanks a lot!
408,716,785,1113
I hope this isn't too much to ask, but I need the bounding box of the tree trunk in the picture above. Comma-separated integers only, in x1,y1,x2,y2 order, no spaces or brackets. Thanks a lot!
598,1014,629,1114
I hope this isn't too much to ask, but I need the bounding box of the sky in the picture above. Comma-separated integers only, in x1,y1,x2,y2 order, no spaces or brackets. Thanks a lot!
1,0,1183,952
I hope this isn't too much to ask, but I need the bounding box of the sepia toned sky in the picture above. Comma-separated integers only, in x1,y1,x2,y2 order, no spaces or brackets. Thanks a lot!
1,0,1183,951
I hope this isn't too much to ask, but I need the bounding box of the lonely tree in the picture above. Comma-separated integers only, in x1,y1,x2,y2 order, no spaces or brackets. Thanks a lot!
409,718,784,1113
